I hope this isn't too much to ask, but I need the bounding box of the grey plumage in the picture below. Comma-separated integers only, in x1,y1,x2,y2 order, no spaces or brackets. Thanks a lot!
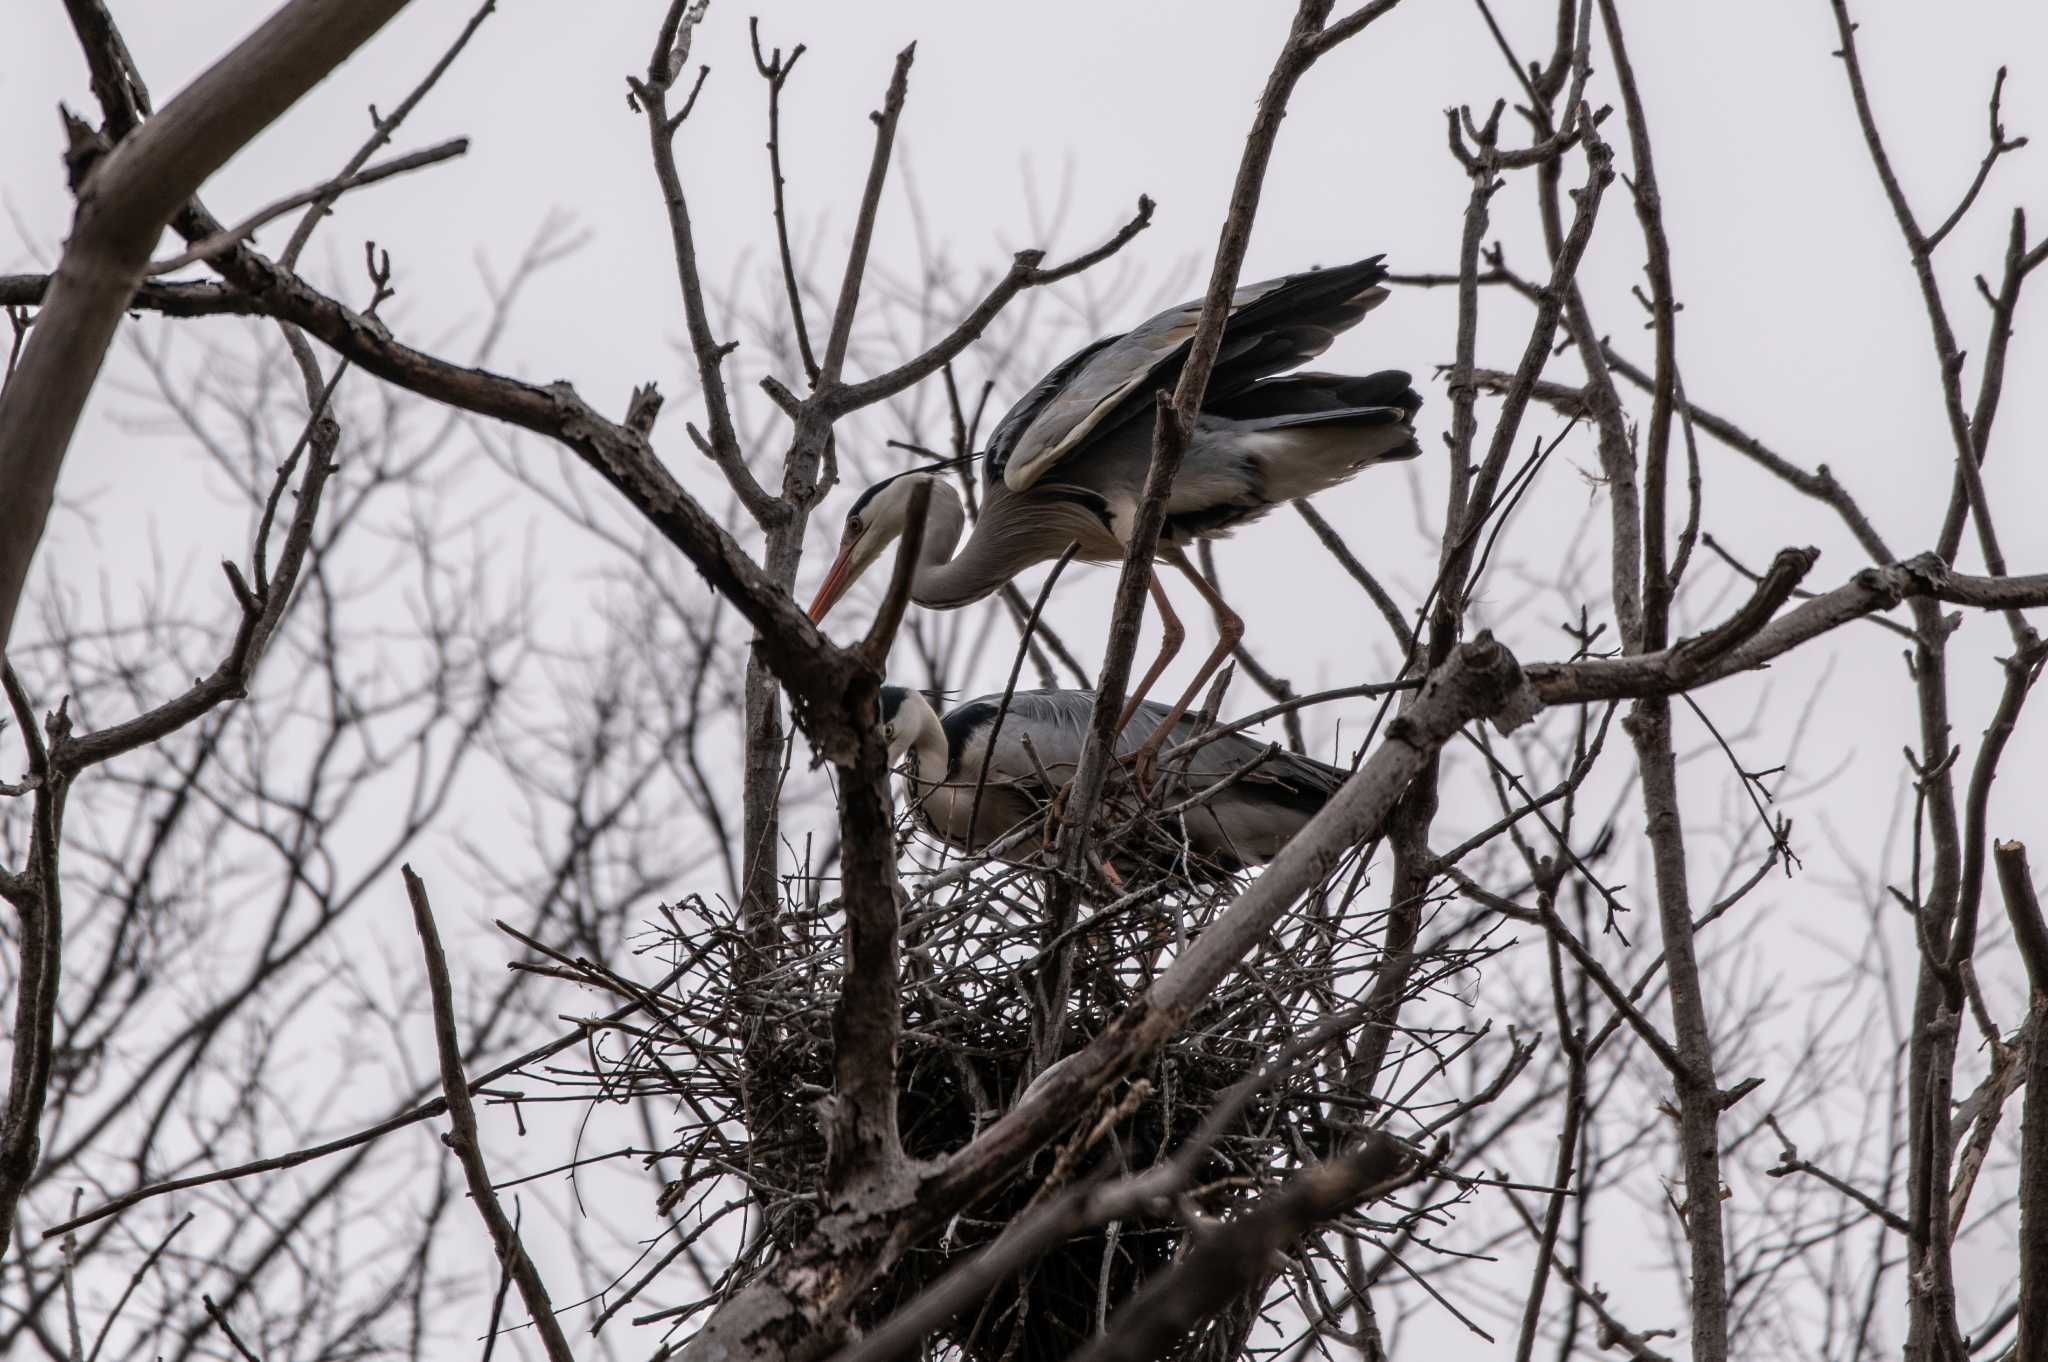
986,256,1411,493
809,256,1420,621
881,685,1347,875
813,257,1420,768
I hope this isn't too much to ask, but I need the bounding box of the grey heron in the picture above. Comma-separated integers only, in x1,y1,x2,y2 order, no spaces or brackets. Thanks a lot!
809,256,1421,770
880,685,1348,876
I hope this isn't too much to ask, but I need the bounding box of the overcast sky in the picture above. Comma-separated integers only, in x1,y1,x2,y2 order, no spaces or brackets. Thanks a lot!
9,2,2047,700
6,1,2048,1352
10,0,2042,903
9,2,2046,644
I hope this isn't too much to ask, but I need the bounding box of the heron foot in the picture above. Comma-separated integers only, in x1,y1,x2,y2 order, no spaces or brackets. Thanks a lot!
1042,746,1166,846
1119,737,1173,798
1043,774,1083,844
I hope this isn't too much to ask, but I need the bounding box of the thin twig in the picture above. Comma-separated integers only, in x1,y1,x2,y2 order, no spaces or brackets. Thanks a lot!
404,865,576,1362
147,138,470,275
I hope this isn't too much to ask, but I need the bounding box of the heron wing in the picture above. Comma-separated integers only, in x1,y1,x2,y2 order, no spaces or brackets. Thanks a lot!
938,690,1096,797
946,689,1348,817
1117,698,1349,805
982,336,1117,489
990,257,1392,494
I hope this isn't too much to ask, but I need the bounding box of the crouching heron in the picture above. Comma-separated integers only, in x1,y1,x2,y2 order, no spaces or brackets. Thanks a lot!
880,685,1347,876
809,257,1421,772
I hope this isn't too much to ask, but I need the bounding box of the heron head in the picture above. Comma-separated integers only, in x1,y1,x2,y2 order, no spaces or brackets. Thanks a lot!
877,684,944,771
808,472,938,623
877,685,915,763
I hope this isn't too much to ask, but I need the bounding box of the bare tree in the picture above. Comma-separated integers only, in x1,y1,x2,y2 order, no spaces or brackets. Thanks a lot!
4,2,2048,1361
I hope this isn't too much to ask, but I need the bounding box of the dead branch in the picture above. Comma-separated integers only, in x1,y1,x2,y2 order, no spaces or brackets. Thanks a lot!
0,0,417,654
1072,1136,1417,1362
403,866,575,1362
145,137,469,276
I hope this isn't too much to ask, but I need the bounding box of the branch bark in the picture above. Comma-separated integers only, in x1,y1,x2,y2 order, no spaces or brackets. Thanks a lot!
0,0,416,653
1994,842,2048,1361
1051,0,1406,1066
1071,1136,1416,1362
403,867,574,1362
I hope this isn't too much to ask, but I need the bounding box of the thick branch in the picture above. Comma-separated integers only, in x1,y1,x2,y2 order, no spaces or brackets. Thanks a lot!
1993,842,2048,1361
1526,554,2048,704
0,274,261,318
1072,1136,1417,1362
186,240,879,752
0,0,416,653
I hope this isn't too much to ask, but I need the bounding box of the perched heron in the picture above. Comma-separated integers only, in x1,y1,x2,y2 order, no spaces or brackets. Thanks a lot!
880,685,1348,875
809,257,1421,769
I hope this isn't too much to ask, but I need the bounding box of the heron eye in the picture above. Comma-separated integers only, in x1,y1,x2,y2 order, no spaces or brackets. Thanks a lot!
847,516,864,537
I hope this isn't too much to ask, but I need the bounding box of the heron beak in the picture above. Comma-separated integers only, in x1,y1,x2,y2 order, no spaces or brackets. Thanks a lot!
807,543,860,623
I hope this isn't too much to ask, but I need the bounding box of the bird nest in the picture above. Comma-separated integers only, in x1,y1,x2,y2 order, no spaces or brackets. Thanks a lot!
526,805,1503,1361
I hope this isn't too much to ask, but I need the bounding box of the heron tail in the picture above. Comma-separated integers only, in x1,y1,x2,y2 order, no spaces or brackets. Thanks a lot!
1208,370,1423,506
1212,369,1422,425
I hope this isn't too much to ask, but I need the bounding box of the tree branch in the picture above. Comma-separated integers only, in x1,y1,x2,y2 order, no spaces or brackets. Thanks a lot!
146,137,469,276
0,0,418,654
823,197,1155,416
403,866,575,1362
633,0,774,525
1072,1135,1418,1362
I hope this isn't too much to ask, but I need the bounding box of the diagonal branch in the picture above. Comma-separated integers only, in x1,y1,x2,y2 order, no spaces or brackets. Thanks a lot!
823,198,1155,416
1526,553,2048,704
633,1,774,524
1057,0,1405,961
1600,346,1896,565
681,633,1530,1362
0,0,419,654
146,137,469,276
815,45,916,391
1072,1136,1419,1362
1763,1113,1911,1235
1925,66,2028,253
749,17,819,383
40,957,697,1240
403,867,575,1362
279,0,498,269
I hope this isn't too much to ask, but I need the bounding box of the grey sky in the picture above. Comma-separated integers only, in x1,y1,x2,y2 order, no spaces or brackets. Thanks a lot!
5,1,2047,1353
9,2,2046,696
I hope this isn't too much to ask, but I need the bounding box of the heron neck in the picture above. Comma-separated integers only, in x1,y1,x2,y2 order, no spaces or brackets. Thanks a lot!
902,717,951,813
905,491,998,609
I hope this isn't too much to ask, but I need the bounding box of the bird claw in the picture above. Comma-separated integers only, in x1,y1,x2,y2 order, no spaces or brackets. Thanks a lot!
1043,779,1075,843
1042,744,1162,849
1116,743,1165,798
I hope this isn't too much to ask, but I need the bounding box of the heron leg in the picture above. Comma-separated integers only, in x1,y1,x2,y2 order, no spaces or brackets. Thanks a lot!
1049,572,1185,820
1113,569,1186,736
1128,548,1245,785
